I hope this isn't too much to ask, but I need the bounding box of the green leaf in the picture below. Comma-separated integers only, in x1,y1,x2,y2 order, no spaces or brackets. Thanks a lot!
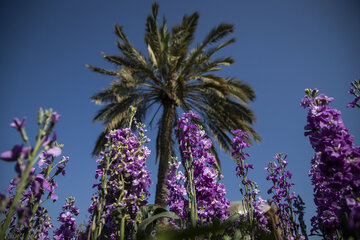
136,211,180,239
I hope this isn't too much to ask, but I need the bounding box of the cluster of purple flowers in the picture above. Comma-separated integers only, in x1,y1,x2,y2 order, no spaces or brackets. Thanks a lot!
265,153,304,239
53,197,80,240
168,111,229,227
232,130,268,233
347,80,360,108
301,89,360,238
88,120,152,239
0,108,71,240
166,160,187,223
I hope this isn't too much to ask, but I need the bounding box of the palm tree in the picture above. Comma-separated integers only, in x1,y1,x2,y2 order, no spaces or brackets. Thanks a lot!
88,3,260,207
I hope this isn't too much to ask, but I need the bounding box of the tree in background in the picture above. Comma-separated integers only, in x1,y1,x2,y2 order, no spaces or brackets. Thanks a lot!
88,2,260,207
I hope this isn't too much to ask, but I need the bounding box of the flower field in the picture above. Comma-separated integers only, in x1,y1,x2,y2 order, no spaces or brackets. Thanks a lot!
0,82,359,239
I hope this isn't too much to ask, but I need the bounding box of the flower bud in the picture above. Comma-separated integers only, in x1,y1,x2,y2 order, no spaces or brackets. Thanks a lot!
38,107,44,125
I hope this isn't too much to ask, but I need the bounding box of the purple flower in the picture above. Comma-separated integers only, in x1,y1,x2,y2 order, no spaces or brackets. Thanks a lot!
0,145,23,161
53,197,79,240
266,153,305,239
0,145,31,162
51,113,61,124
88,122,152,238
169,112,230,228
55,156,69,176
0,108,68,239
232,130,269,233
10,117,26,131
166,161,188,222
51,193,58,202
302,89,360,238
347,96,360,108
38,146,62,167
46,146,62,157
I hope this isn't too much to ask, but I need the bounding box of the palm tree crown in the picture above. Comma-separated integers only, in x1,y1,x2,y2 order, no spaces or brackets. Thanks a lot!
88,3,260,207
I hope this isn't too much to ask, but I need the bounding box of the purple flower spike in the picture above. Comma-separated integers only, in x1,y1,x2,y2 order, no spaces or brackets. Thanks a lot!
170,112,230,228
51,113,61,124
0,145,23,161
88,122,152,238
10,117,26,131
232,130,269,233
302,89,360,238
266,153,304,239
54,197,79,239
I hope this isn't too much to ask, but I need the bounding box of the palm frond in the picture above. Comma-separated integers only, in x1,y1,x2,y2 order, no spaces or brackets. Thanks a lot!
202,23,234,45
91,88,116,105
86,64,118,76
204,38,236,58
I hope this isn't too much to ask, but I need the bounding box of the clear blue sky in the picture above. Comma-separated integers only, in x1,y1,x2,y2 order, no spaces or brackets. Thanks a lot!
0,0,359,238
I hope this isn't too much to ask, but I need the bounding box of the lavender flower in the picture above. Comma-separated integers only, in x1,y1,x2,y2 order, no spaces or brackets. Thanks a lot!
10,117,26,131
0,108,68,240
232,129,269,235
166,159,187,223
51,113,61,124
168,111,229,228
301,89,360,238
0,145,26,162
265,153,305,239
53,197,79,240
88,119,152,239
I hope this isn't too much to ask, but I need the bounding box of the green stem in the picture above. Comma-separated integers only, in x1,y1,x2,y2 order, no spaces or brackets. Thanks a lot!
184,142,197,228
90,140,114,239
120,217,125,240
0,130,44,239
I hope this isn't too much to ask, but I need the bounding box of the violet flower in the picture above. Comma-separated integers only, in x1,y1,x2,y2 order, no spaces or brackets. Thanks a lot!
53,197,79,240
232,129,269,235
10,117,26,131
169,111,229,228
166,160,188,223
265,153,305,239
0,145,24,162
51,113,61,124
88,119,152,239
301,89,360,238
0,108,68,239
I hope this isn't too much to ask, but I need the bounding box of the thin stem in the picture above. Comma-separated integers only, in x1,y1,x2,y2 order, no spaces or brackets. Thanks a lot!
120,217,125,240
0,124,46,239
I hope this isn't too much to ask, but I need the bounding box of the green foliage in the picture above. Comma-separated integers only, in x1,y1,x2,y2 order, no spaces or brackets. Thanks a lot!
88,2,259,163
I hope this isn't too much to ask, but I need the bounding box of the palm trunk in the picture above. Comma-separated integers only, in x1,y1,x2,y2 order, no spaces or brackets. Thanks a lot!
155,100,176,207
